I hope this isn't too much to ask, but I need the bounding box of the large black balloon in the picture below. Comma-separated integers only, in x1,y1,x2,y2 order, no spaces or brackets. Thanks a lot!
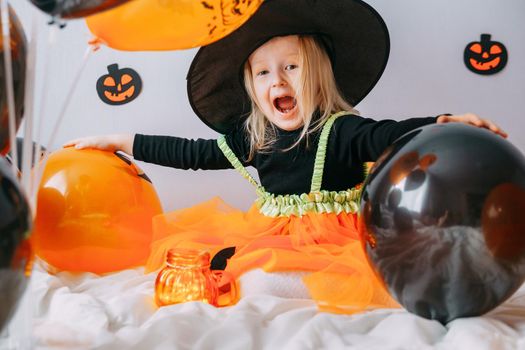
359,123,525,324
28,0,132,19
0,6,26,156
0,157,32,332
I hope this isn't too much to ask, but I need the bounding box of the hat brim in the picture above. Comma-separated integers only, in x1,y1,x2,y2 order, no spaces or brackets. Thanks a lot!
187,0,390,134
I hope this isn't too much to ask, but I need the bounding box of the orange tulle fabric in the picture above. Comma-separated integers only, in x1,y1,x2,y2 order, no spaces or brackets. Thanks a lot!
146,197,399,314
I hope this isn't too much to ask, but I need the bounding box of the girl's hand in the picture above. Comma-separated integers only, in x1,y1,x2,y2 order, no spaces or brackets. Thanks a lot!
436,113,507,138
63,134,135,155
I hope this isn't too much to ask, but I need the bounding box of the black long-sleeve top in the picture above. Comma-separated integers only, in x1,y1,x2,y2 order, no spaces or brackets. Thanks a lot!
133,114,437,195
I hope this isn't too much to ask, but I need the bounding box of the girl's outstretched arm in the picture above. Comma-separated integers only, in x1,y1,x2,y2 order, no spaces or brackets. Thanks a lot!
63,134,135,155
436,113,507,138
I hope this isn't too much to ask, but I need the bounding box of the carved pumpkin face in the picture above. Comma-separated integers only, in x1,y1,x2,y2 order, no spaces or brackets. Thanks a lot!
464,34,508,75
96,64,142,105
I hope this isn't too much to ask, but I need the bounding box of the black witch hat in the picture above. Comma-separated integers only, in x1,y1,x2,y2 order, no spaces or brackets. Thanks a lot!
187,0,390,134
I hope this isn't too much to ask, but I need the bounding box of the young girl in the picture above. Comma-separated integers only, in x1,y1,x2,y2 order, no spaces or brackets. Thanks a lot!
66,0,506,313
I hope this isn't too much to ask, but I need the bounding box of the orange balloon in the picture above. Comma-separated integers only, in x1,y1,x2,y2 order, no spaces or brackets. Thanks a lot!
85,0,263,51
32,148,163,274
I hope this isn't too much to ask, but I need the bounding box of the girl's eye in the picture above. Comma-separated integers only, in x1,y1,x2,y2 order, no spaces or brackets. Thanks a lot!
285,64,298,71
256,70,269,77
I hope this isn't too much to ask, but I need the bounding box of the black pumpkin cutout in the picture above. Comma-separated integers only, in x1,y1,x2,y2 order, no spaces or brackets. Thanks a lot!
96,64,142,105
464,34,507,75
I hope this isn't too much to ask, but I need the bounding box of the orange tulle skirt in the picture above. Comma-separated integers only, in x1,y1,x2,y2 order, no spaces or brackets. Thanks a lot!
146,197,399,314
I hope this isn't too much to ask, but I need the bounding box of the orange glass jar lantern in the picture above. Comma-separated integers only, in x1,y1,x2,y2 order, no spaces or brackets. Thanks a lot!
155,248,237,307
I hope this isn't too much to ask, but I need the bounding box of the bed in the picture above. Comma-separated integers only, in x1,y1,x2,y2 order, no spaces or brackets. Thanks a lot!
5,259,523,349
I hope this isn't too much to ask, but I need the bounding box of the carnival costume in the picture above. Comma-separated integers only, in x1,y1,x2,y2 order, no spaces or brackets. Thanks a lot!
133,0,439,312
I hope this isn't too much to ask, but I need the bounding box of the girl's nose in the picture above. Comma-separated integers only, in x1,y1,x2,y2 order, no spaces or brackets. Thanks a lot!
271,73,287,87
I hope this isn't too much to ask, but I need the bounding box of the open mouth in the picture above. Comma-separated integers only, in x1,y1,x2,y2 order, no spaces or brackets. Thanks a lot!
469,57,501,71
273,96,297,114
104,86,136,102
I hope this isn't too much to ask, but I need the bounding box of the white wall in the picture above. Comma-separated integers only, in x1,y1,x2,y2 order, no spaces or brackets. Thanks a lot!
10,0,525,212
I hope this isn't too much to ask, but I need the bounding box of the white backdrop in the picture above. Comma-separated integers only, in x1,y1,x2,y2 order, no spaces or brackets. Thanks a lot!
10,0,525,212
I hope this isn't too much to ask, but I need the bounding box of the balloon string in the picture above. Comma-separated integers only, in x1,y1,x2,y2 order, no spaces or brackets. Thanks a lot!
32,44,94,209
46,45,93,150
0,0,18,175
30,25,56,210
31,35,99,205
21,13,39,197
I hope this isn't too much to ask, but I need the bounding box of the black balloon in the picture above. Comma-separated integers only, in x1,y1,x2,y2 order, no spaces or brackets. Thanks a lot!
0,6,26,156
0,157,32,332
28,0,132,19
359,123,525,324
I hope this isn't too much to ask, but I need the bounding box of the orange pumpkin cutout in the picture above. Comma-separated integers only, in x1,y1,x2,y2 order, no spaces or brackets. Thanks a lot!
96,64,142,105
85,0,263,51
464,34,507,75
32,148,163,274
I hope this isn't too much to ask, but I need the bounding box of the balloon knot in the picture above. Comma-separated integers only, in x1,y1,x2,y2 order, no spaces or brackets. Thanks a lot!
88,37,105,51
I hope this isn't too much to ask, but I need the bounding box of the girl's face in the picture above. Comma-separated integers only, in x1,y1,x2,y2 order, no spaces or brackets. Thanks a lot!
248,35,303,131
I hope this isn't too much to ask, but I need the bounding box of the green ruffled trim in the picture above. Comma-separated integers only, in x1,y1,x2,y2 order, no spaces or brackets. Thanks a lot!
310,111,350,192
256,187,362,218
217,135,262,189
217,111,365,218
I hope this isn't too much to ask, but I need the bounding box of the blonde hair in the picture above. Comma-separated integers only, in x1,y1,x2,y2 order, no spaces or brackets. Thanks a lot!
243,35,356,160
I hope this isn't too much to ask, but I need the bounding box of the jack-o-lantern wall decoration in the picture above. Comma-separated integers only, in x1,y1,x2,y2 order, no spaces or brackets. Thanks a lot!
464,34,508,75
96,64,142,105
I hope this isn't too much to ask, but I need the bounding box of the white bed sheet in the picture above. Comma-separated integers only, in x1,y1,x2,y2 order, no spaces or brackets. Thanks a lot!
7,262,525,349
